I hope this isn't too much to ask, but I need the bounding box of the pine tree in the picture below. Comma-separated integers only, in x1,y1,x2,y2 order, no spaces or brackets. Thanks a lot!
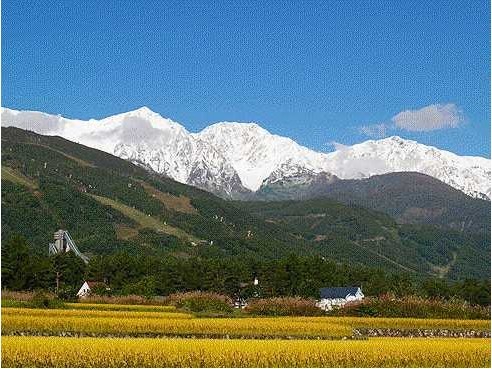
1,235,32,290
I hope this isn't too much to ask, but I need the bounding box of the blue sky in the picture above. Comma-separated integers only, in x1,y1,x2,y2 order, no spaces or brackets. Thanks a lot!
2,0,490,157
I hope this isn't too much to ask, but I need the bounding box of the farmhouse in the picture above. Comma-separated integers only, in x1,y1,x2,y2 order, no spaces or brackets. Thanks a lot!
317,286,364,311
76,280,110,298
234,277,260,308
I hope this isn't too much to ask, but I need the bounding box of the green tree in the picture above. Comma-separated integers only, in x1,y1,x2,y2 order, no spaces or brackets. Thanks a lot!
1,235,32,290
50,252,86,292
121,276,157,298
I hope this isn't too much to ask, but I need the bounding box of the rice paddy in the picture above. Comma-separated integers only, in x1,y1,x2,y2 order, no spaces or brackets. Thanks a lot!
1,308,352,338
64,302,178,312
1,304,490,367
2,336,490,368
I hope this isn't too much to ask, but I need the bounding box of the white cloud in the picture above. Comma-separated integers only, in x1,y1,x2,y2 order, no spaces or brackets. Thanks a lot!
358,123,388,138
358,103,465,138
391,103,464,132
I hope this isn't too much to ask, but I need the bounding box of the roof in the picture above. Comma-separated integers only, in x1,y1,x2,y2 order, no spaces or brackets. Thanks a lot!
85,281,108,289
320,287,361,299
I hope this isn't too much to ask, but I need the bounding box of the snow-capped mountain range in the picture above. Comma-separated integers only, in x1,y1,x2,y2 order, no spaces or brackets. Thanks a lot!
1,106,490,200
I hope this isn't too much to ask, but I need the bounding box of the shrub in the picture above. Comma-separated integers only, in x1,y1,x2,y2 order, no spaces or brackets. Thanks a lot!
30,291,65,309
333,294,490,319
90,284,112,297
80,294,156,305
163,291,234,313
1,290,37,301
1,290,66,309
1,299,27,308
57,287,78,302
244,297,324,316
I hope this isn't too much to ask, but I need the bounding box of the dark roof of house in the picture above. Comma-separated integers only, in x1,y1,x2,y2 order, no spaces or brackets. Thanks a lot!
320,287,361,299
86,281,108,289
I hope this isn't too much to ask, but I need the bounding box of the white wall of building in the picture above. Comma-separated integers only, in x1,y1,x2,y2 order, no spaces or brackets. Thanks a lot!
76,281,91,297
317,288,364,311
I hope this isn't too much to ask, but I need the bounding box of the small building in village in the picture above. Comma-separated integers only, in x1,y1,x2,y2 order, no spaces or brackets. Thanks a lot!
234,277,260,308
76,280,110,298
317,286,364,311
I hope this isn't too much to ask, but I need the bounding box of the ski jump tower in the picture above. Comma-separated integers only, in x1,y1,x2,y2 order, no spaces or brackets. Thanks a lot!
48,230,89,264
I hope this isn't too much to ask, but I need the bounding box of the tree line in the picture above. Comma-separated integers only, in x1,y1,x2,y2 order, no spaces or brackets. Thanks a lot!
2,235,490,306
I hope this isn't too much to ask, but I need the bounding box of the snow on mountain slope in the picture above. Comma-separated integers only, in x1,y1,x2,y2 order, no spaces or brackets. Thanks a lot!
1,106,187,157
0,107,249,196
1,107,490,199
194,123,331,191
323,136,491,199
259,161,338,194
196,123,490,199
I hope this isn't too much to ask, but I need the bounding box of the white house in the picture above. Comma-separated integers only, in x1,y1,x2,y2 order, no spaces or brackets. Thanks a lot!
76,281,110,298
234,277,260,308
317,286,364,311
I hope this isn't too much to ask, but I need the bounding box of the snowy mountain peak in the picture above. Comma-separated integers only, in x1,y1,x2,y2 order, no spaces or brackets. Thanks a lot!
132,106,155,114
99,107,188,133
384,135,407,143
324,136,491,199
195,121,331,191
1,107,490,200
113,106,155,118
113,106,171,124
203,121,264,130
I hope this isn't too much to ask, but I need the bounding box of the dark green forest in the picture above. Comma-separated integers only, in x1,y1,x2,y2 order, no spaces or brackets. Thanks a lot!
254,171,491,234
2,235,490,305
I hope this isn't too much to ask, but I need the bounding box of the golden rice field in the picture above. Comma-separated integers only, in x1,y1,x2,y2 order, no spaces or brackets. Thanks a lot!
288,316,492,331
2,336,490,367
2,307,193,320
1,310,351,338
2,307,490,339
65,302,178,312
2,308,490,338
1,305,491,367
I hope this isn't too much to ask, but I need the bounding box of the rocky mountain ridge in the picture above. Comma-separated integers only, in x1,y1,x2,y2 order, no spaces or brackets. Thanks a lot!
2,107,490,200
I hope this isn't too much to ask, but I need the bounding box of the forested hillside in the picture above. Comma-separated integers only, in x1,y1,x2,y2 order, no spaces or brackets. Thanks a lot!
238,200,490,280
2,127,490,281
2,127,308,259
254,172,490,234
